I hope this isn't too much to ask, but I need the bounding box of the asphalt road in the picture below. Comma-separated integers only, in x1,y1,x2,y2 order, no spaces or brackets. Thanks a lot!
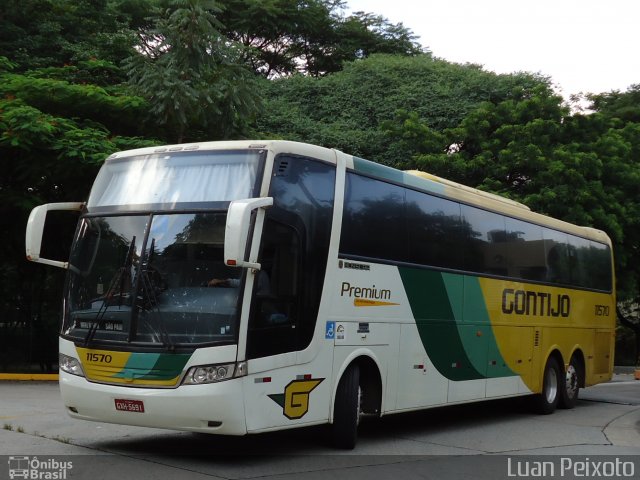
1,375,639,480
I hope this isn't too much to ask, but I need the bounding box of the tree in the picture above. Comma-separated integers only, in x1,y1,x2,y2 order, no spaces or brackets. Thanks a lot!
385,83,640,303
0,0,152,71
217,0,422,77
0,1,160,372
125,0,262,143
588,84,640,123
589,85,640,364
383,85,640,365
0,57,157,372
253,54,548,163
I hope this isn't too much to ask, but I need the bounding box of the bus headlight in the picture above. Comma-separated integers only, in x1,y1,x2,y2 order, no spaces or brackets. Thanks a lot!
59,353,85,377
182,361,247,385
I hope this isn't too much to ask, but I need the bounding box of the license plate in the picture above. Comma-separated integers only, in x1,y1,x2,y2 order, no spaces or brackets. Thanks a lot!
114,399,145,413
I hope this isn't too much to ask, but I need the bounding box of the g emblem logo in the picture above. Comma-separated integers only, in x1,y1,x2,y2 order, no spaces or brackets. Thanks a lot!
269,378,324,419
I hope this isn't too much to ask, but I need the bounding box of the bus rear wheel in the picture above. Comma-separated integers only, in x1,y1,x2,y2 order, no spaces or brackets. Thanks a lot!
559,355,581,409
532,356,561,415
331,364,361,450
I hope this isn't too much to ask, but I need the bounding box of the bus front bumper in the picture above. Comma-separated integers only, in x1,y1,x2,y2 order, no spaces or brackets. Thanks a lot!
60,371,247,435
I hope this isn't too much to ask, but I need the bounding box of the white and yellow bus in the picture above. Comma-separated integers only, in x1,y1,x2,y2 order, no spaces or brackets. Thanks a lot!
26,140,615,449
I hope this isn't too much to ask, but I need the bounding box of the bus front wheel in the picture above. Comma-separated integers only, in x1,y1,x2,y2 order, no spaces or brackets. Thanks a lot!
532,356,561,415
331,364,361,450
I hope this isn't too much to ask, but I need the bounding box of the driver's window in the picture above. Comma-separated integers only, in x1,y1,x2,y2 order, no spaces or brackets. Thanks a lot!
246,154,335,359
246,219,300,358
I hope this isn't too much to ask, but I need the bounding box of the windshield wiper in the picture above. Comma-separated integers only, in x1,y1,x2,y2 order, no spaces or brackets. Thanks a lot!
136,238,174,351
84,236,137,346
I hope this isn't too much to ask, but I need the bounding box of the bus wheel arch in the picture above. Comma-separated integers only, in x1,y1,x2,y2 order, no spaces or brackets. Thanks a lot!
353,355,383,417
531,350,564,415
330,353,383,449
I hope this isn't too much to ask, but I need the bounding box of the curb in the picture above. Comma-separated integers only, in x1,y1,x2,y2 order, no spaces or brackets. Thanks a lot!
614,366,638,374
0,374,58,381
603,407,640,447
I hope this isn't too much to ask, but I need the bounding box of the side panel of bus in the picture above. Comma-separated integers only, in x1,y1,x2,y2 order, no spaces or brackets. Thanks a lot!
327,261,615,414
329,158,615,417
243,151,339,432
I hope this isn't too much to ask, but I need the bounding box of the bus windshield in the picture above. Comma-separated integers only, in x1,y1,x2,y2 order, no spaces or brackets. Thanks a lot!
87,150,262,208
63,212,242,347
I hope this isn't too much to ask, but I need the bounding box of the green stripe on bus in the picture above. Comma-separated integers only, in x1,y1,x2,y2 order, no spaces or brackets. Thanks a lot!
399,267,484,381
112,352,190,380
462,277,514,378
148,353,191,380
352,157,446,195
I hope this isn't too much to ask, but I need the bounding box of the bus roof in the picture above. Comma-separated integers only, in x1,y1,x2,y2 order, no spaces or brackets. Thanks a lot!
105,140,338,164
105,140,611,246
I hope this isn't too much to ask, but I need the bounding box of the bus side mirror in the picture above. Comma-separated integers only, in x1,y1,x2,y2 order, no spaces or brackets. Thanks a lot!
224,197,273,270
25,202,84,269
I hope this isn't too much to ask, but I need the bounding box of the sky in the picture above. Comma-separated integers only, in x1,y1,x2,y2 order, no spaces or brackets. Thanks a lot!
346,0,639,98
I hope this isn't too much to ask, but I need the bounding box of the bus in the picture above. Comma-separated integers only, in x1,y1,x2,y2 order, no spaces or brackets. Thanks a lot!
25,140,615,449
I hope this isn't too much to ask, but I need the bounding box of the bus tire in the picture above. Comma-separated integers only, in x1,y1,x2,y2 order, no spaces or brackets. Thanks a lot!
331,364,360,450
531,356,561,415
559,355,581,409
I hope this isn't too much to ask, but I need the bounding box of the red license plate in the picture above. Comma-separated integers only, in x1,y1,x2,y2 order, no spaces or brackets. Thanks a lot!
114,399,145,413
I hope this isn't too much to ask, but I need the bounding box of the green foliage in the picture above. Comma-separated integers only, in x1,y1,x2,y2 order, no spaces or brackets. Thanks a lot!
589,84,640,123
0,62,158,372
0,66,158,210
0,0,150,70
1,72,148,136
1,0,639,369
28,59,128,86
126,0,261,142
254,54,548,163
381,86,640,301
218,0,422,77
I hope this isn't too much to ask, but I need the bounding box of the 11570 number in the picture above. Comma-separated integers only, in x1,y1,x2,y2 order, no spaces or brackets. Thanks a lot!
86,352,113,363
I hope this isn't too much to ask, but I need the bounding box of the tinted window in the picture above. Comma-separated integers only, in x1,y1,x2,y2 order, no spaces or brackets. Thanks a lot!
340,173,408,262
569,235,591,288
542,228,572,285
406,190,463,269
247,155,335,358
585,241,612,291
340,173,611,291
505,218,546,281
570,236,612,291
461,205,507,275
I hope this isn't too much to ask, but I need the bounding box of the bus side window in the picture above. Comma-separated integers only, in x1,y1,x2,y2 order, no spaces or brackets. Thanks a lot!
255,220,300,326
246,155,335,359
246,219,301,358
